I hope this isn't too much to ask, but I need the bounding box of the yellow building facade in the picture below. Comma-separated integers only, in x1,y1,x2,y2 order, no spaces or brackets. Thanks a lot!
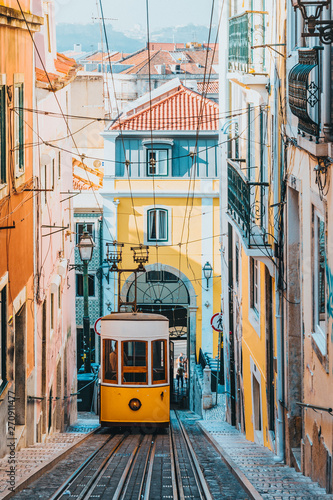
101,80,221,403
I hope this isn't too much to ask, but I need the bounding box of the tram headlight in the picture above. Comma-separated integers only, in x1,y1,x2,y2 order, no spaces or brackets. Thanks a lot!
128,398,142,411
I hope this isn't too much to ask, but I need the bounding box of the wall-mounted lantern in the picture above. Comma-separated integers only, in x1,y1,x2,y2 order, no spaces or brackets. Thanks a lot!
291,0,333,44
202,261,213,289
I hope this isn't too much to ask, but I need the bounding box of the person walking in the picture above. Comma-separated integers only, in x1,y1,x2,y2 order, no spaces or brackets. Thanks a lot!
176,353,185,392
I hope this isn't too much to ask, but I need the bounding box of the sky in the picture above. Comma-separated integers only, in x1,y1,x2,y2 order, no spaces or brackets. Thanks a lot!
54,0,218,32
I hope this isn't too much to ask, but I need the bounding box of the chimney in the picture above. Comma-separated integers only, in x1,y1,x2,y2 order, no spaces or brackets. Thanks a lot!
74,43,82,52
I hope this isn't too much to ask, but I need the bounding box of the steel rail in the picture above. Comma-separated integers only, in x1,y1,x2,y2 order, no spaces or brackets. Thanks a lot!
111,434,144,500
49,431,113,500
142,437,157,500
75,434,128,500
170,414,185,500
175,410,213,500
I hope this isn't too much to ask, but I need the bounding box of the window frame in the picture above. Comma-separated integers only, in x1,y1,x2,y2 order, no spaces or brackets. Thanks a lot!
312,209,327,354
0,286,7,393
76,273,96,298
50,292,55,332
147,208,169,243
0,85,6,185
103,339,118,384
76,222,95,245
14,83,24,175
152,339,168,384
250,257,259,315
146,149,169,177
121,340,148,385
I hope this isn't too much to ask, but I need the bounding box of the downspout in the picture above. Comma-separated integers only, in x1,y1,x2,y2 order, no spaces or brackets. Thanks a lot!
322,8,332,142
273,81,285,463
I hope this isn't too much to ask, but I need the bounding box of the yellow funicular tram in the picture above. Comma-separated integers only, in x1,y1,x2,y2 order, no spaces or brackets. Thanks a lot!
100,312,170,427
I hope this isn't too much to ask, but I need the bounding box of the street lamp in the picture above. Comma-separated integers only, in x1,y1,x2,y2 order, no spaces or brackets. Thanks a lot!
202,261,213,289
291,0,333,44
77,229,95,373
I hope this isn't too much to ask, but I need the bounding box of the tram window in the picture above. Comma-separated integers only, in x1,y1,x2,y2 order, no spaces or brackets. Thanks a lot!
152,340,167,383
122,341,147,384
103,339,118,383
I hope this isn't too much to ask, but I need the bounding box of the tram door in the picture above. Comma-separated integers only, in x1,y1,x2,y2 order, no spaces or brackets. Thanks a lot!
169,341,175,403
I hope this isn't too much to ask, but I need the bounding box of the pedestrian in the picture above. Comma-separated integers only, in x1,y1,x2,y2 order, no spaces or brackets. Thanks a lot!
176,353,185,391
183,356,188,386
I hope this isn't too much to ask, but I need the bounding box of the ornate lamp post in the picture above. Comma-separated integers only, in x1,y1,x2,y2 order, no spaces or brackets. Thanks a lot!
291,0,333,44
77,229,95,373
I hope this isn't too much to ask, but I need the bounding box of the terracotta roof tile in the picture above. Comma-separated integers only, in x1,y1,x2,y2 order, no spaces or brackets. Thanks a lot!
119,48,218,75
36,53,81,89
197,81,219,93
110,84,219,131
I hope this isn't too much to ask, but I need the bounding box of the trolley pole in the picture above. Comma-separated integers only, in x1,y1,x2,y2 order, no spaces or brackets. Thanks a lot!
83,260,91,373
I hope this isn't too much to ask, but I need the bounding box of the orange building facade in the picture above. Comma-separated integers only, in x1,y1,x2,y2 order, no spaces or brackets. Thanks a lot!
0,1,43,455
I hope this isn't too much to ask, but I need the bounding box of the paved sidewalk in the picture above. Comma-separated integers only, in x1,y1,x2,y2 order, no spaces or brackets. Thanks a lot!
199,419,333,500
0,412,99,500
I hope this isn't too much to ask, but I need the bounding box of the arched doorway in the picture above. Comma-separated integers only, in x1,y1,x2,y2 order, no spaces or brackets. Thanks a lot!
122,264,197,406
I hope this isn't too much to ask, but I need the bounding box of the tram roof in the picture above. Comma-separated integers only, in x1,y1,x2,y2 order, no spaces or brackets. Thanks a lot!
101,312,169,322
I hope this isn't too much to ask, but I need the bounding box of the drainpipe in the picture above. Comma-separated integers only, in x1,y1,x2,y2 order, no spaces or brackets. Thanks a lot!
323,8,332,142
274,287,285,462
273,77,285,463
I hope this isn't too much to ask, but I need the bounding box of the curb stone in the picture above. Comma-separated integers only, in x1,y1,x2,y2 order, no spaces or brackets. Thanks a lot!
197,421,263,500
0,426,99,500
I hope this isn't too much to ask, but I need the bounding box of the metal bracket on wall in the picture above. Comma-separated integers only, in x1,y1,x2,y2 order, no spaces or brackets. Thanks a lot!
0,222,15,230
42,224,69,237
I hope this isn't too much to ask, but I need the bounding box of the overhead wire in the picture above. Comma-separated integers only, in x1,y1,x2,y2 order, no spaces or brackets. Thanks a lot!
16,0,115,248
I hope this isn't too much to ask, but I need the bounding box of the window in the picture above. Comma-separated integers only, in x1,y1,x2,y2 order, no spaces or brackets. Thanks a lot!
0,286,7,391
250,258,259,314
122,341,147,384
76,274,95,297
152,340,167,383
41,164,47,206
50,292,54,330
147,208,168,242
147,149,169,176
0,85,6,185
14,84,24,174
58,151,61,179
76,222,94,244
313,211,326,350
45,13,51,53
146,270,178,283
51,158,55,190
235,242,239,286
103,339,118,383
247,103,255,181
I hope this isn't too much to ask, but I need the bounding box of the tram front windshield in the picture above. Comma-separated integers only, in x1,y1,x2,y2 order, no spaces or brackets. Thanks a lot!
123,341,147,384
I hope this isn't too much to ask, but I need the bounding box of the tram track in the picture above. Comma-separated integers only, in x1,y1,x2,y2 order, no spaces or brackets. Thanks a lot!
46,415,213,500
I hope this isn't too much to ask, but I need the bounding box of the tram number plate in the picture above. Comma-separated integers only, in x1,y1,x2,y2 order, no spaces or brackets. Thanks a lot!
114,453,132,457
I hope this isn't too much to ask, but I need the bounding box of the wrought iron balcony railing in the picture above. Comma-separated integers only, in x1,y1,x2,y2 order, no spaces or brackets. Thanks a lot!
228,11,267,74
227,159,270,248
288,48,321,139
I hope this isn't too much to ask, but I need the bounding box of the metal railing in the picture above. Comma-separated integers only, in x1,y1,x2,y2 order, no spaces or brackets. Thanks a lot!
227,159,270,248
228,11,267,74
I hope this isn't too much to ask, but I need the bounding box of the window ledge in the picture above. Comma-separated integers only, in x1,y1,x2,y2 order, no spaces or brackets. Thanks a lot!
311,332,329,373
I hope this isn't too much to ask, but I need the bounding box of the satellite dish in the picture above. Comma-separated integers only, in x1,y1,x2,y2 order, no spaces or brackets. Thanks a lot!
93,160,101,168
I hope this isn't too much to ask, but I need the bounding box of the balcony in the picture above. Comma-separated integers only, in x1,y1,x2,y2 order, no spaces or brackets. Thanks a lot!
227,159,270,249
288,48,321,140
228,11,267,74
